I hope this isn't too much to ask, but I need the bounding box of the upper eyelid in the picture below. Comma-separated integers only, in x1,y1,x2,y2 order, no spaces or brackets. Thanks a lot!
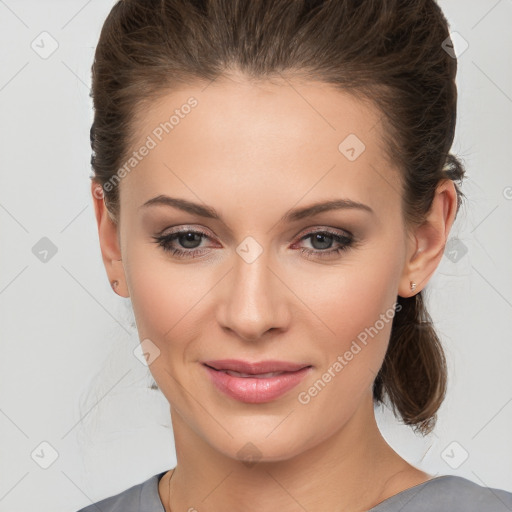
160,225,352,236
296,226,353,238
158,225,212,237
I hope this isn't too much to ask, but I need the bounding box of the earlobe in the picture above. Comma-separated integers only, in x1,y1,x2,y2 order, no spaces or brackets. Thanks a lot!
91,182,129,297
398,179,458,298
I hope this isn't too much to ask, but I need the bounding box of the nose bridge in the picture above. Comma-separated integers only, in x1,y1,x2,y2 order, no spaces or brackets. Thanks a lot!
218,243,288,340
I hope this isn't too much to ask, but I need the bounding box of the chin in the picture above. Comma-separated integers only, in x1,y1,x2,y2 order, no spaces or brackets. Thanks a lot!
206,421,328,466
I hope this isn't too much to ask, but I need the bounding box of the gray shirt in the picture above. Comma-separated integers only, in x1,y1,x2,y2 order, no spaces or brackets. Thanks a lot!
76,471,512,511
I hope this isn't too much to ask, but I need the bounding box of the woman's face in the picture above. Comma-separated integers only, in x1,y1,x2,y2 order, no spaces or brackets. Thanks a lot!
115,76,414,462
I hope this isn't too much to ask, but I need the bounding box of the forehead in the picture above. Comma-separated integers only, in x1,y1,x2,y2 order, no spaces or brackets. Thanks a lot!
122,76,401,219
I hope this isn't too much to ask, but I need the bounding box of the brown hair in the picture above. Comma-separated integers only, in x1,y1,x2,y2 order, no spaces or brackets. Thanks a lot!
90,0,466,435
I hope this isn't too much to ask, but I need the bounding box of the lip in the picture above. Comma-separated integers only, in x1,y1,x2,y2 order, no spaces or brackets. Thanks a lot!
202,360,312,403
202,359,310,374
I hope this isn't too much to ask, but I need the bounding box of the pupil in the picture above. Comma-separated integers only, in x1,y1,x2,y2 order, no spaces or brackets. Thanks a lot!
312,233,332,250
180,232,201,248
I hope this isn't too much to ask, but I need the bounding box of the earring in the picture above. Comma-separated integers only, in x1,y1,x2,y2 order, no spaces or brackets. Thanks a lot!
410,281,417,292
111,280,120,294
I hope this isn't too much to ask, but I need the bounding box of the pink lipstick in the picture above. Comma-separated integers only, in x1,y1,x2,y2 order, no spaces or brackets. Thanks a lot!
202,359,312,403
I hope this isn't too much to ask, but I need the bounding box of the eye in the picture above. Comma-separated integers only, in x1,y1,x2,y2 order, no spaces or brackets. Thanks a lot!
152,226,355,260
152,228,212,258
293,229,354,260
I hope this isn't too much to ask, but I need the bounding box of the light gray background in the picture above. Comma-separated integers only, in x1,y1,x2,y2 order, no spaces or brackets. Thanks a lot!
0,1,511,511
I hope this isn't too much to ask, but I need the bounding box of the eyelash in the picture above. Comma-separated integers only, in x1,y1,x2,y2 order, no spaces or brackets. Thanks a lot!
152,227,355,260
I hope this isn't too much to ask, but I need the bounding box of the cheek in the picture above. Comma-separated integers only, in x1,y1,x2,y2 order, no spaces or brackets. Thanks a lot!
303,252,401,339
124,252,211,393
298,244,403,386
293,275,399,427
123,243,205,344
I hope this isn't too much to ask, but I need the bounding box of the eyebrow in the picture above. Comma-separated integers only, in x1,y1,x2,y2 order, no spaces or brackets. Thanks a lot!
140,195,374,223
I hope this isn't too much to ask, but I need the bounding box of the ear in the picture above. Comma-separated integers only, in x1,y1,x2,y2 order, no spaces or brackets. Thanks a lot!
91,181,129,297
398,179,458,298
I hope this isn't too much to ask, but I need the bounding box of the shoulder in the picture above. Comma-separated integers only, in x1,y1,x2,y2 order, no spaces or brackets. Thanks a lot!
370,475,512,512
75,471,166,512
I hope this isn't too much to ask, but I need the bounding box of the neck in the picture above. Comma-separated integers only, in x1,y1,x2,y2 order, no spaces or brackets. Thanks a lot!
161,394,428,512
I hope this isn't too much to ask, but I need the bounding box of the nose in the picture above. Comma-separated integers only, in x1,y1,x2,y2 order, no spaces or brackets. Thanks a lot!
216,249,291,342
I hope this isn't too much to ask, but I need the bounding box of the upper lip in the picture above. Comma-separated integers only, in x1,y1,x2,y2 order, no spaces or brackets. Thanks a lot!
202,359,311,374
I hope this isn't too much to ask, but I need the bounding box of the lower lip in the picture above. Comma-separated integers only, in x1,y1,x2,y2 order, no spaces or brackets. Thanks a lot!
202,364,312,403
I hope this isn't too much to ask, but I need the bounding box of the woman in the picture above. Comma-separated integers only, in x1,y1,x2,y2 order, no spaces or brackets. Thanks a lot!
78,0,512,510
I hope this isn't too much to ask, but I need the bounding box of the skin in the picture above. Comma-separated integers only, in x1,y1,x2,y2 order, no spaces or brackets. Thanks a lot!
91,74,457,512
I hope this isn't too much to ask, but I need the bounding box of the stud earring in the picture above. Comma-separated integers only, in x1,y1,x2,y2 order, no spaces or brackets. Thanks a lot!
111,280,120,294
410,281,417,292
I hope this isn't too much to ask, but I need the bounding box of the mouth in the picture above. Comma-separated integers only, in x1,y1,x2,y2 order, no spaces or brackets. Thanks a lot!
201,360,313,403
